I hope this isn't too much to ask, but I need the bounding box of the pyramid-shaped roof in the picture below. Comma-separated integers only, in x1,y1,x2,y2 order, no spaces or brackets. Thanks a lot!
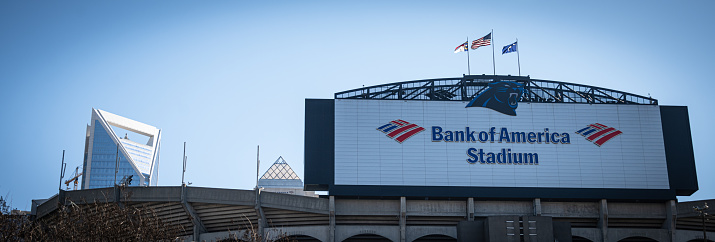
260,156,300,180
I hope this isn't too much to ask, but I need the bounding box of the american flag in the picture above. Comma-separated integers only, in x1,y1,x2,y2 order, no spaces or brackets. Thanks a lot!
471,33,492,50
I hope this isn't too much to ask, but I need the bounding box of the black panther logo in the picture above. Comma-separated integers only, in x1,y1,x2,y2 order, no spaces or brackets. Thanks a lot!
465,81,524,116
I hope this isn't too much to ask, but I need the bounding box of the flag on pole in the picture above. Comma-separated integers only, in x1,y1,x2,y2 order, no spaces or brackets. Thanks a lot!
454,41,468,53
471,33,492,50
502,41,518,54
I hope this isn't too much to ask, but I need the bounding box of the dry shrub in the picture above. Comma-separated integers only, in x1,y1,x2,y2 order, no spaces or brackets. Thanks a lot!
1,199,184,241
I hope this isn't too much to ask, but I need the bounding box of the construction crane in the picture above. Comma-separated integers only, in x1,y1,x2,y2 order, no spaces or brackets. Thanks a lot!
64,166,83,190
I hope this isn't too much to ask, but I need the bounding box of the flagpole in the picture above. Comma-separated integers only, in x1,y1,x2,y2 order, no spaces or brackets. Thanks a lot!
516,38,521,76
491,29,495,75
467,37,471,75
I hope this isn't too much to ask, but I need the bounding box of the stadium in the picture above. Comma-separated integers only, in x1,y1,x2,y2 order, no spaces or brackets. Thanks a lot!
36,75,713,242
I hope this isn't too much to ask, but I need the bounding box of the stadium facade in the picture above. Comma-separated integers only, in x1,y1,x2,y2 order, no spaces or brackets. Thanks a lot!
34,186,714,242
81,108,161,189
34,76,713,242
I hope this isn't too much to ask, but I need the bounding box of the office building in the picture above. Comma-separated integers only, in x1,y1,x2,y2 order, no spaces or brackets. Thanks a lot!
81,108,161,189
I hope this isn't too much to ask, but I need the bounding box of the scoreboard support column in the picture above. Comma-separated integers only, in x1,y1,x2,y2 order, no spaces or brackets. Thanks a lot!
400,197,406,242
599,199,609,241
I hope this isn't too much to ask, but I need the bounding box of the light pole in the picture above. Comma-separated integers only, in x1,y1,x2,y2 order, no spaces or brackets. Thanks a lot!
693,202,709,242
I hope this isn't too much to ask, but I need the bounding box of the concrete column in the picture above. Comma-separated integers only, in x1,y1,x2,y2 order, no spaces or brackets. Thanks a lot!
193,224,200,241
599,199,608,242
468,197,474,221
533,198,542,216
254,188,266,241
663,200,677,242
400,197,406,242
58,189,66,206
329,196,335,242
114,186,122,207
181,185,206,241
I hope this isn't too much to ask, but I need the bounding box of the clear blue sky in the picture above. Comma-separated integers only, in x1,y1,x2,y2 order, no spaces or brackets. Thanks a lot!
1,1,713,210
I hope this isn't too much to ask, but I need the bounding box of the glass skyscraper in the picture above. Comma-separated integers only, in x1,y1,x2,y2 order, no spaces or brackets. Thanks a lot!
81,109,161,189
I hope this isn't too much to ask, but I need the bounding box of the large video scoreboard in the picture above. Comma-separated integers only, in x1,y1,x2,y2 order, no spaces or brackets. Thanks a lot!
334,99,669,189
304,78,697,200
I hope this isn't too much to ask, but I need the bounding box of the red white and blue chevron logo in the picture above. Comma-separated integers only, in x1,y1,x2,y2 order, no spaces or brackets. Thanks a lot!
376,119,426,143
575,123,623,147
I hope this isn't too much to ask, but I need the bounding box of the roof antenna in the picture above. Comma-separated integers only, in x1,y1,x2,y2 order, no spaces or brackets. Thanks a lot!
255,145,260,190
59,150,66,191
182,142,187,186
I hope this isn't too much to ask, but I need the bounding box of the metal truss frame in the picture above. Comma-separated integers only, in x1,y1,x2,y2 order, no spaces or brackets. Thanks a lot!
335,75,657,105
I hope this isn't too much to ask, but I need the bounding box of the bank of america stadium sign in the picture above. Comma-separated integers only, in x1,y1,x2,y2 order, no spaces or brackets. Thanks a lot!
334,99,668,190
377,122,623,165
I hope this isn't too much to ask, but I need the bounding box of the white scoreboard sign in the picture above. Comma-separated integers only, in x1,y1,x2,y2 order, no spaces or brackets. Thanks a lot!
334,99,670,189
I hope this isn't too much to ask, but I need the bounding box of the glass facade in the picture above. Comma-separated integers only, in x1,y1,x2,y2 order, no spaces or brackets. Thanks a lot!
120,139,153,175
87,120,143,189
